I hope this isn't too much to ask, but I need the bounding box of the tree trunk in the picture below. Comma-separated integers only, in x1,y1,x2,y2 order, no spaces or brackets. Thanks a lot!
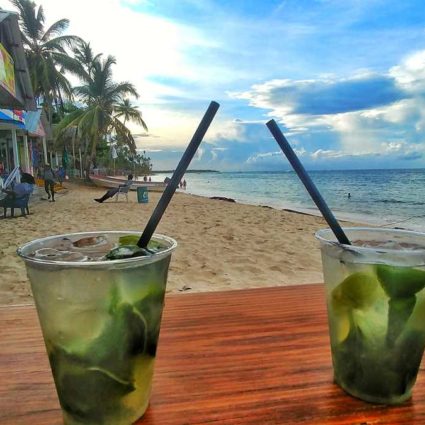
45,94,53,125
82,137,91,181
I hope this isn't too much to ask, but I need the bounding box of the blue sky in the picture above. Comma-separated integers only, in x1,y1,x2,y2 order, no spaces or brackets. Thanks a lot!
36,0,425,170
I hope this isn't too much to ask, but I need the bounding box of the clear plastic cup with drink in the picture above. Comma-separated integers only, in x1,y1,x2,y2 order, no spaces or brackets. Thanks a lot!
316,227,425,404
18,231,177,424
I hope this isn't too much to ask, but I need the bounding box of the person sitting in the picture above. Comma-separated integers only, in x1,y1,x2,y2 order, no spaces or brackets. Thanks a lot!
0,173,35,205
94,174,134,203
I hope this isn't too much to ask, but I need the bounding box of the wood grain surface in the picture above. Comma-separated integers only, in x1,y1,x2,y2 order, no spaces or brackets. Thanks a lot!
1,284,425,425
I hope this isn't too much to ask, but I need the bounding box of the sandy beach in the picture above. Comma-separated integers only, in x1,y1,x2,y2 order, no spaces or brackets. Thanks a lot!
0,181,355,306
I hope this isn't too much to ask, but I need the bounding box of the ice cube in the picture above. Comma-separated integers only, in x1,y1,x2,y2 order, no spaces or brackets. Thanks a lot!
106,245,151,260
55,238,74,251
69,235,114,259
72,235,109,249
33,248,88,262
34,248,64,259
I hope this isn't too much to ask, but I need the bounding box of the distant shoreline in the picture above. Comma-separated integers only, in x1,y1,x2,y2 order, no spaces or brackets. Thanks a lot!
153,169,219,174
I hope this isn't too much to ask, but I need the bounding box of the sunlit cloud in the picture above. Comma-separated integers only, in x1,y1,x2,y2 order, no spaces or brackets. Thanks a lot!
13,0,425,170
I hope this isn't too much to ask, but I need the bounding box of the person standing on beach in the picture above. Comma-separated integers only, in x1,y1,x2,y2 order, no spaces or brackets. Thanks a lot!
43,164,57,202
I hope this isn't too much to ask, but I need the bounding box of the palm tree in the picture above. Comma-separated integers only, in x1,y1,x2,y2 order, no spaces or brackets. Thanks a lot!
72,39,102,81
56,55,144,179
10,0,82,122
115,98,148,131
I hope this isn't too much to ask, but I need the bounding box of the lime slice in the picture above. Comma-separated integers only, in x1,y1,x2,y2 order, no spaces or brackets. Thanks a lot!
386,296,416,346
49,344,134,422
330,301,351,343
119,235,140,246
377,265,425,299
408,297,425,331
332,272,382,309
106,245,150,260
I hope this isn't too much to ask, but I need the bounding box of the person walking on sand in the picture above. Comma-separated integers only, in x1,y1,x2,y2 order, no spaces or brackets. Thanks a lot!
43,164,57,202
94,174,133,203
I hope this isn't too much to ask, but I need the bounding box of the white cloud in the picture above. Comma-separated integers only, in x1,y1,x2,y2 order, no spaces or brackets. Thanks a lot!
390,50,425,93
41,0,207,84
246,150,282,164
231,49,425,161
33,0,223,142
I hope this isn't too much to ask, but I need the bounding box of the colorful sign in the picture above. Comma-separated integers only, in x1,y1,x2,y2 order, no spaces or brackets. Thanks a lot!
0,42,15,96
0,108,25,128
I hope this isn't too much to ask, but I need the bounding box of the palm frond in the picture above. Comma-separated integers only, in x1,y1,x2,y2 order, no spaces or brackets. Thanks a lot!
115,99,148,131
51,51,86,77
107,82,139,101
41,18,69,42
55,109,84,139
10,0,43,41
53,70,74,99
111,117,137,153
36,3,45,26
43,35,83,50
73,85,93,103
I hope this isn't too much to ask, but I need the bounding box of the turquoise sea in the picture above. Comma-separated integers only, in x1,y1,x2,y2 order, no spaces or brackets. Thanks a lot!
149,169,425,232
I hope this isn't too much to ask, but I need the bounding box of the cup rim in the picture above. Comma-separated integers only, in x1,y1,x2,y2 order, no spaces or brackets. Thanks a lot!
17,231,177,267
315,226,425,255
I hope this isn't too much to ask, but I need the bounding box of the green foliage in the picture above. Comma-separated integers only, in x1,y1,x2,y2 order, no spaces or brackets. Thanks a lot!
96,139,152,175
10,0,82,121
12,0,151,177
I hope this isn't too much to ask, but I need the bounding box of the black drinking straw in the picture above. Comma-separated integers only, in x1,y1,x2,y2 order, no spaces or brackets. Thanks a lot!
266,119,351,245
137,101,220,248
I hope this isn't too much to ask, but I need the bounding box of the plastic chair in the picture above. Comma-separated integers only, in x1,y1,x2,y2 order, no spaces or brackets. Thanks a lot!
2,194,30,218
115,183,132,202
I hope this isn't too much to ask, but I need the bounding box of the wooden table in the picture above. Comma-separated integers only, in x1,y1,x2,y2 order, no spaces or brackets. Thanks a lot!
1,284,425,425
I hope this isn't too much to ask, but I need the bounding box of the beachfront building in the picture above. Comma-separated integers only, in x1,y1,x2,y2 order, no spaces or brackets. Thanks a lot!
0,9,36,177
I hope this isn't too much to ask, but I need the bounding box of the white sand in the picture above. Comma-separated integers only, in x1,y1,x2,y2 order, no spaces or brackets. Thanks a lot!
0,181,357,305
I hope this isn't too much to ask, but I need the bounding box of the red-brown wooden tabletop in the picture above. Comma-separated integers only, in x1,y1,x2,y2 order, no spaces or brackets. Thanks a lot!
1,284,425,425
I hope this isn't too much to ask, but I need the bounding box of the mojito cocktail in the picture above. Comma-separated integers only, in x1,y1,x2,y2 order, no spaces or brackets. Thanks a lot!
316,228,425,404
18,231,177,424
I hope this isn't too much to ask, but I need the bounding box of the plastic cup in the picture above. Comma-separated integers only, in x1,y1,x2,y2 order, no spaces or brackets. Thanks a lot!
17,231,177,424
316,227,425,404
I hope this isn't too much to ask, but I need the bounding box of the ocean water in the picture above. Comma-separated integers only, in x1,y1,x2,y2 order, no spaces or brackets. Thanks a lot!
149,169,425,231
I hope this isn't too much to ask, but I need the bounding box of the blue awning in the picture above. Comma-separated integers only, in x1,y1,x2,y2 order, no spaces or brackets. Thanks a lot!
25,109,43,135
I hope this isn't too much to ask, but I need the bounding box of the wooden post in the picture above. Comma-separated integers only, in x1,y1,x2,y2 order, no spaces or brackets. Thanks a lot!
71,127,76,176
23,134,30,173
42,136,48,163
79,147,83,178
11,129,20,180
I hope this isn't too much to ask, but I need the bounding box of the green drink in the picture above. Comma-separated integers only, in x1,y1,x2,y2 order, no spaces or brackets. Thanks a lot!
316,227,425,404
18,231,177,424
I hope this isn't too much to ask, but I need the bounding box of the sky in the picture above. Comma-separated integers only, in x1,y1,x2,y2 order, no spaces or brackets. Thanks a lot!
15,0,425,171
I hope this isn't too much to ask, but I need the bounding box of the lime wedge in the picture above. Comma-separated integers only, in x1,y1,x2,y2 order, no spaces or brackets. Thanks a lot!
49,344,134,421
332,272,381,309
408,298,425,331
119,235,140,246
105,245,150,260
386,296,416,346
330,301,351,343
377,265,425,299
